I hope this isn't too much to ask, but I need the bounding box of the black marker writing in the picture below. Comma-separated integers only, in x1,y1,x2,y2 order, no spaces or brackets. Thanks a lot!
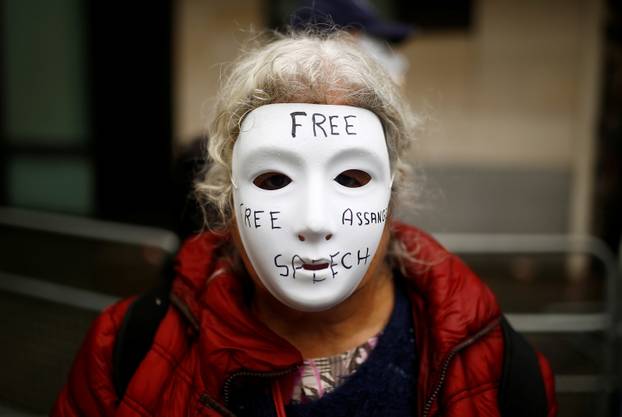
272,248,370,279
274,254,289,277
330,251,340,278
341,208,387,226
291,255,304,279
239,204,283,230
344,115,357,135
270,211,281,229
329,115,340,136
341,252,352,269
244,207,252,227
312,113,327,137
342,208,353,225
357,247,371,265
253,210,264,228
290,112,307,138
313,272,325,283
288,112,358,137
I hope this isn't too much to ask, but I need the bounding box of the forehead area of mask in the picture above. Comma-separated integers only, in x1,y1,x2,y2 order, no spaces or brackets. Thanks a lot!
236,103,386,151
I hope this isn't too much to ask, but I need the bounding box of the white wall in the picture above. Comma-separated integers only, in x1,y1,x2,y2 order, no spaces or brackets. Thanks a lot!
174,0,262,147
399,0,601,235
402,0,600,169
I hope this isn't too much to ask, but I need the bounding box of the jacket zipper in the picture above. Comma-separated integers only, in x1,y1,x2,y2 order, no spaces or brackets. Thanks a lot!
172,295,297,416
198,392,237,417
223,367,297,406
421,317,501,417
198,367,297,417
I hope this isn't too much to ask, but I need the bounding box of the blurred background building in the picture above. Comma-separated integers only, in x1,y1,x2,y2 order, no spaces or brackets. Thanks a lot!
1,0,621,416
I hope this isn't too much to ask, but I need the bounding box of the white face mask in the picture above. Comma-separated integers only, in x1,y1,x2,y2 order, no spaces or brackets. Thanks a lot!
232,103,392,312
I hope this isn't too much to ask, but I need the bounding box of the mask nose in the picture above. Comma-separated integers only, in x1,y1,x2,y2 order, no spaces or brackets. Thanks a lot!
297,231,333,242
296,178,334,243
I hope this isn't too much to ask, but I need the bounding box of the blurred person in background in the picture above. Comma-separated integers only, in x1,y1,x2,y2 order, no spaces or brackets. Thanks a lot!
52,30,557,417
291,0,413,85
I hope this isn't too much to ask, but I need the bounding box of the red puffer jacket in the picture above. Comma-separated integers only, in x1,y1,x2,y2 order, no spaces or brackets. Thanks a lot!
52,223,557,417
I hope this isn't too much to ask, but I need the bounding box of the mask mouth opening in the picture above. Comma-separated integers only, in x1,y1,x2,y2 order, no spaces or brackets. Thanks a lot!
302,262,330,271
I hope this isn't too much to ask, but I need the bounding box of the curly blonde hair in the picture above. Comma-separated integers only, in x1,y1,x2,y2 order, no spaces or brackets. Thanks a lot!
195,30,418,233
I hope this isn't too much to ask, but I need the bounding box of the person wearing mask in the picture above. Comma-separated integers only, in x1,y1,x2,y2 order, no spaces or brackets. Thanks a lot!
53,30,557,417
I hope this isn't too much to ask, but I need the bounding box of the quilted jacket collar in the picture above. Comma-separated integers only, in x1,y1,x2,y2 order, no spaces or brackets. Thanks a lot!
170,222,501,401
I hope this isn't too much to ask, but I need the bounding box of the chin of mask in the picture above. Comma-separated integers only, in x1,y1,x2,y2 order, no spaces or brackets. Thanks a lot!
232,103,393,312
356,34,408,85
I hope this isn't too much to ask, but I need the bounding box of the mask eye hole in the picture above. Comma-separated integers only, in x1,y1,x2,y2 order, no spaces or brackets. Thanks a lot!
334,169,371,188
253,172,292,190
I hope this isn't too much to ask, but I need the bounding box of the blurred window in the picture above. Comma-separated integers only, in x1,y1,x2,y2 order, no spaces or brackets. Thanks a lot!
0,0,174,228
1,0,93,215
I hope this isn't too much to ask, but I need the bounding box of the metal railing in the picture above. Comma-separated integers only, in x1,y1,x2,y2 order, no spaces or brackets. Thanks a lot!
435,233,620,413
0,209,619,412
0,207,180,416
0,206,180,311
0,207,179,254
0,271,119,312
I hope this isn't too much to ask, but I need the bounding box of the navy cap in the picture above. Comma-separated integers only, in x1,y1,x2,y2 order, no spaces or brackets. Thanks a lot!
291,0,414,44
